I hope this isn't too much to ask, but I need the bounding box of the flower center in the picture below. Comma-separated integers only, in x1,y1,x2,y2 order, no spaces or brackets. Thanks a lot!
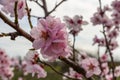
41,31,49,40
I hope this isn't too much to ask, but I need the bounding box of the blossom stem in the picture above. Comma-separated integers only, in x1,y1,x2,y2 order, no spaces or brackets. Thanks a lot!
73,34,76,62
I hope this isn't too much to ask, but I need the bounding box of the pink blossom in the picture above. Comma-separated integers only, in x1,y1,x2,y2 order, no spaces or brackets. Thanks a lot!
22,61,47,78
22,50,47,78
24,50,39,64
91,8,113,29
111,0,120,12
93,35,106,46
64,15,88,35
63,68,82,80
0,48,14,80
109,40,118,50
18,77,23,80
107,29,119,39
0,0,26,19
101,63,109,76
114,66,120,77
30,16,70,61
81,57,101,78
105,73,113,80
100,54,108,62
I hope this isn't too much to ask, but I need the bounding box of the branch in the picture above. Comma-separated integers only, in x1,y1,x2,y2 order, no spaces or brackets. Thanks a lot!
25,1,33,29
39,60,80,80
0,11,34,42
0,32,20,40
48,0,67,15
41,0,48,17
14,1,19,25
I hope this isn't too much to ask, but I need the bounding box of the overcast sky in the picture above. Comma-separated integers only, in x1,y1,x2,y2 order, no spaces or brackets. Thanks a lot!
1,0,120,60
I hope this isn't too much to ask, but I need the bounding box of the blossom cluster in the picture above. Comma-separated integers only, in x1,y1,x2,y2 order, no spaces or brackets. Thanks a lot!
0,48,13,80
22,50,47,78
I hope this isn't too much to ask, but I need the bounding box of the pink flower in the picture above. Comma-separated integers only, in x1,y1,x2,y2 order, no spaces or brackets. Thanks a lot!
93,35,106,46
63,68,82,80
30,16,70,61
114,66,120,77
107,29,119,39
111,0,120,12
101,63,109,76
105,73,113,80
0,48,14,80
22,50,47,78
22,61,47,78
81,57,101,78
0,0,26,19
24,50,39,64
100,54,108,62
109,40,118,50
18,77,23,80
64,15,88,35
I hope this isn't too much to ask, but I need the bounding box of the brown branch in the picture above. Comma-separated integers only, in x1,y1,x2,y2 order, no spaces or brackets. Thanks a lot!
14,1,19,25
0,11,34,42
0,32,20,40
41,0,48,17
39,60,80,80
29,0,43,8
25,1,33,29
48,0,67,15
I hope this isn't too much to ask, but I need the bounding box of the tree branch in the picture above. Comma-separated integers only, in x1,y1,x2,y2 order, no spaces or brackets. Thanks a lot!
48,0,67,15
0,11,34,42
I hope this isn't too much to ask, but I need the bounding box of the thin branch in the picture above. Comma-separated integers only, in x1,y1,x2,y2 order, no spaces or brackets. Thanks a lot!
39,60,80,80
41,0,48,17
29,0,43,8
0,32,20,40
14,1,19,25
48,0,67,15
25,0,33,29
98,0,116,79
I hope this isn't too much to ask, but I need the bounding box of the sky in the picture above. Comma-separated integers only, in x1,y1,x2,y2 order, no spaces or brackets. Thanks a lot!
1,0,120,60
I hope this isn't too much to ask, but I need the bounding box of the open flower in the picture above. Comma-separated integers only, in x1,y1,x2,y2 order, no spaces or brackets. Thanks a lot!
30,16,70,61
81,57,101,78
64,15,88,35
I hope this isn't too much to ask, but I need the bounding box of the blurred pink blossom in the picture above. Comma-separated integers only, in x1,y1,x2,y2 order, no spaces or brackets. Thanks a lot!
0,0,26,19
63,67,82,80
0,48,14,80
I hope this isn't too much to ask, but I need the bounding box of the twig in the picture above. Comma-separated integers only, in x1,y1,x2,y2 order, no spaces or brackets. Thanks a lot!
0,32,20,40
14,1,19,25
25,0,33,29
48,0,67,15
39,60,80,80
41,0,48,17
